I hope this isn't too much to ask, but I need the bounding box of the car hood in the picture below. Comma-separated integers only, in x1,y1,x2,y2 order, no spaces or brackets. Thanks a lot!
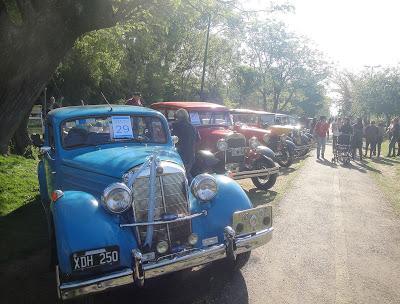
62,146,182,178
235,125,267,140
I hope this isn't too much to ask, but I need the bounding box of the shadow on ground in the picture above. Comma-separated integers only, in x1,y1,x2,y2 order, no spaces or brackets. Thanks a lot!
0,196,47,264
279,167,296,176
1,249,249,304
0,201,250,304
245,189,278,206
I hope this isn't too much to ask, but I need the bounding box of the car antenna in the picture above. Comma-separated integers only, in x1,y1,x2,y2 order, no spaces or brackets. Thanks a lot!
100,91,113,111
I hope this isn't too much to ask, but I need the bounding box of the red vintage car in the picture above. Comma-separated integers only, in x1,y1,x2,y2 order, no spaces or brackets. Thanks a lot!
151,101,279,190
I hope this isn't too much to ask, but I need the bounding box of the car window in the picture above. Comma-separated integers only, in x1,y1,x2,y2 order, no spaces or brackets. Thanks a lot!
232,114,258,125
61,115,167,149
48,122,55,149
260,114,275,125
166,110,176,121
191,111,231,126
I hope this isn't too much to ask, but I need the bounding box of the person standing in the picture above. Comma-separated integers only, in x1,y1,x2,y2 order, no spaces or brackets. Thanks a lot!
171,109,200,181
365,121,379,158
310,118,317,137
352,118,364,160
332,118,342,150
126,92,143,106
313,116,330,159
376,121,386,158
364,121,371,157
387,117,400,157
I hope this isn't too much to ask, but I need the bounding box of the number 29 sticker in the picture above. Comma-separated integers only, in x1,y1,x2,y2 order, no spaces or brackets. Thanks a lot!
111,116,134,139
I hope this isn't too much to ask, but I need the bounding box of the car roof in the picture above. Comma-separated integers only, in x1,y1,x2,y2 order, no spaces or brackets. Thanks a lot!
230,109,275,115
48,105,163,123
151,101,228,112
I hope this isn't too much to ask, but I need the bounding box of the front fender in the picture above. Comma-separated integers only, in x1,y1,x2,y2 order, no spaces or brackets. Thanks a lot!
190,175,253,246
256,145,276,159
285,139,295,152
37,160,49,202
51,191,138,275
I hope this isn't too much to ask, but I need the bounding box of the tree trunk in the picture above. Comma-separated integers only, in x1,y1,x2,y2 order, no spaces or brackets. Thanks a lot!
11,109,32,156
0,0,116,154
272,92,280,113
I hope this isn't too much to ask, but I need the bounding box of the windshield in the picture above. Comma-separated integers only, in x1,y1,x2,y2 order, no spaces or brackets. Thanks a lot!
189,111,232,126
62,115,167,149
260,114,276,125
231,113,258,125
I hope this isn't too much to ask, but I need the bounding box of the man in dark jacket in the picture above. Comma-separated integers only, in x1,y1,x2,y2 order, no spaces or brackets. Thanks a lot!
171,109,200,181
365,121,379,158
388,117,400,157
352,118,364,160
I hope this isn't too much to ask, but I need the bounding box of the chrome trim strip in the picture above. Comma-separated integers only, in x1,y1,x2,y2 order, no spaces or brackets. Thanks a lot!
232,168,280,180
59,227,273,300
294,144,313,151
119,210,207,227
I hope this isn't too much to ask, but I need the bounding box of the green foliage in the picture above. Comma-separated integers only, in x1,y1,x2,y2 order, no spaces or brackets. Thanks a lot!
0,155,39,216
335,68,400,120
3,0,23,25
52,0,330,115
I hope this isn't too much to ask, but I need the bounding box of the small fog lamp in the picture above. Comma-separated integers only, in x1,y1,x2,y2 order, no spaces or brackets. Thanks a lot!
188,233,199,245
156,240,169,254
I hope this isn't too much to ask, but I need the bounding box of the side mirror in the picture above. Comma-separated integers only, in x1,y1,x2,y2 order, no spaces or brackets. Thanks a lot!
39,146,51,155
31,133,44,147
172,135,179,145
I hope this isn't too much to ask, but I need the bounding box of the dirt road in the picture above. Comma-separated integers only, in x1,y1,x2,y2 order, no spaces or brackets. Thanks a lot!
2,147,400,303
242,148,400,304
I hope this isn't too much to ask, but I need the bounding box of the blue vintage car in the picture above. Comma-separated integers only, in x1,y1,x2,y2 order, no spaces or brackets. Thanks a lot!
37,105,273,300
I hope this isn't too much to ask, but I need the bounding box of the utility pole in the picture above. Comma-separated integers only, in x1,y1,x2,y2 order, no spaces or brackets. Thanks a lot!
200,14,211,101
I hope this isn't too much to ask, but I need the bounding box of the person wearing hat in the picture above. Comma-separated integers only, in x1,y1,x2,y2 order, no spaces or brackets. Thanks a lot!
126,92,143,106
171,109,200,181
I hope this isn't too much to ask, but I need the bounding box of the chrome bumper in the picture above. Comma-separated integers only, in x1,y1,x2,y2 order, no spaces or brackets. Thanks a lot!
231,167,279,180
58,226,273,300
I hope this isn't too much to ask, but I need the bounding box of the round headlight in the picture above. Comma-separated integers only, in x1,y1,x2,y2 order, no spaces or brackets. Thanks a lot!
191,174,218,202
263,133,270,144
217,139,228,151
101,183,132,214
249,137,259,149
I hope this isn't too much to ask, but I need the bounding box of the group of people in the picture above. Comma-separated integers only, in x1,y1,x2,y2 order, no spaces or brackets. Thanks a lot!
312,116,400,160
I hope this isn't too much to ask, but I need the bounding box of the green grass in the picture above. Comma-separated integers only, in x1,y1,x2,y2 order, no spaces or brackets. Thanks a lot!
0,155,39,215
366,141,400,213
0,155,47,264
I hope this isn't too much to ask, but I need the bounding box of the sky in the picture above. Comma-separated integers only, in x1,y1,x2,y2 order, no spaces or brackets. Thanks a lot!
244,0,400,71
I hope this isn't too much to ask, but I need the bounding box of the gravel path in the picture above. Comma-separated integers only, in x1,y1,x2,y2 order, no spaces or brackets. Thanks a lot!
242,147,400,304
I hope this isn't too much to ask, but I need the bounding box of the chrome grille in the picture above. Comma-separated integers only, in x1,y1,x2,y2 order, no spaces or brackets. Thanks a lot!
131,172,191,254
226,134,246,163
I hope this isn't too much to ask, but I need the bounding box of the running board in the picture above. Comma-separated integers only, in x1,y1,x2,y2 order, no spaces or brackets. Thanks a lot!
231,167,280,180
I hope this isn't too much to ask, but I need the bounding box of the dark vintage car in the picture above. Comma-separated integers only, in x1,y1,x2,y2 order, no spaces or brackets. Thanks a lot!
231,109,313,161
230,109,295,167
36,105,275,301
151,102,279,190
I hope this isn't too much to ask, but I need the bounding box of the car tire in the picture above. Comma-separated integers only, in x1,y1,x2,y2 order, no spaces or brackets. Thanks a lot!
251,157,278,190
276,148,294,167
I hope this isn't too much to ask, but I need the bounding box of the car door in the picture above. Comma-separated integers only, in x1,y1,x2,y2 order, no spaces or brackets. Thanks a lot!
43,121,57,199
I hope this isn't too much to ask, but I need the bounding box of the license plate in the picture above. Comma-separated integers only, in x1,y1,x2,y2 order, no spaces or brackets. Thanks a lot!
71,246,119,271
232,206,272,235
231,147,244,156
